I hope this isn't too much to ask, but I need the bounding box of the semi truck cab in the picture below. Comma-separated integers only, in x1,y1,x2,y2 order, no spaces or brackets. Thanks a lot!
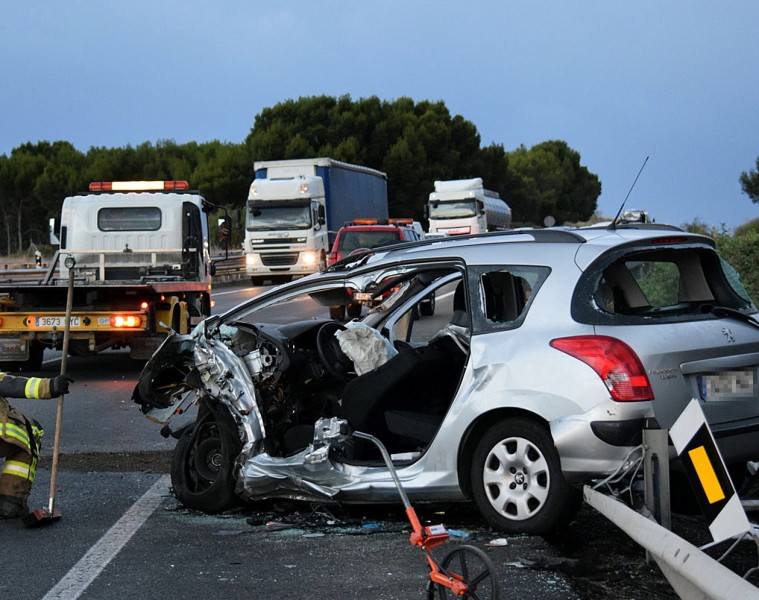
245,176,327,284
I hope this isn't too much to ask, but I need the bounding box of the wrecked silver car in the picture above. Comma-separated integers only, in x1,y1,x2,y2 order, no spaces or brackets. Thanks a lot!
133,225,759,534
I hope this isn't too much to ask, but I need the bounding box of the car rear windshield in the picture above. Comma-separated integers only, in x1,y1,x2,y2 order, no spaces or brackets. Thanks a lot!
337,230,400,253
573,245,756,324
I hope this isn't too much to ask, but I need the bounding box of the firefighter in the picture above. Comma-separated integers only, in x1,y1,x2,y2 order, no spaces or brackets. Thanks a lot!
0,371,73,519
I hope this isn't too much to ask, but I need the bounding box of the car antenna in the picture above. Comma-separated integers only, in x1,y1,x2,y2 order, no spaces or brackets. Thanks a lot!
609,156,649,230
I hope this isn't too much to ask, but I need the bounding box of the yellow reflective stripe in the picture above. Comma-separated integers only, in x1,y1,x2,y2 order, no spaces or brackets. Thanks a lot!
1,423,32,450
688,445,726,504
24,377,43,398
1,460,32,479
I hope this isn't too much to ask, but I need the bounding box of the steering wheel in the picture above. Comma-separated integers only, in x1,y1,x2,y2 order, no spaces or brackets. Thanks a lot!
316,322,355,381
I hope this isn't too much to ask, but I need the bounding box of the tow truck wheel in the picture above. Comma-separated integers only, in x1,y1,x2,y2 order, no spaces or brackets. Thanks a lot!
171,407,242,513
25,341,44,370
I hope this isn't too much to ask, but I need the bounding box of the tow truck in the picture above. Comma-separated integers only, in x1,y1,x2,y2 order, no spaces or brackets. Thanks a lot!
0,180,228,371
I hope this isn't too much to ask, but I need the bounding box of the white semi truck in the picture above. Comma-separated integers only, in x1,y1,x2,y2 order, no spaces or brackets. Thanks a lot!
245,158,388,285
426,178,511,236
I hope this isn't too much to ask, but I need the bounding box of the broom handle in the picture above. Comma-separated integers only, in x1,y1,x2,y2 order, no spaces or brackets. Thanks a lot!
48,264,74,513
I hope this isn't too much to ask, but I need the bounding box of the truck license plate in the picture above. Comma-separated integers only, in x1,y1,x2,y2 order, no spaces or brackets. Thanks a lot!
0,337,28,360
33,316,81,328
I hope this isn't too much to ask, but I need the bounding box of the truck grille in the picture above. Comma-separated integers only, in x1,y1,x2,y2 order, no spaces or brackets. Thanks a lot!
261,253,298,267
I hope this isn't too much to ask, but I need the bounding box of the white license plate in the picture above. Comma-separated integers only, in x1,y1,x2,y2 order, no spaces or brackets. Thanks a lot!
33,316,81,328
702,370,755,400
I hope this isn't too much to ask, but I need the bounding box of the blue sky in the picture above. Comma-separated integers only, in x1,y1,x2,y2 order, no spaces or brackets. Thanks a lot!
2,1,758,230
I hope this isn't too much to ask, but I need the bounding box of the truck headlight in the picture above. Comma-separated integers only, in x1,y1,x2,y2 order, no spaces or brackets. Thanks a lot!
246,254,258,266
302,251,317,266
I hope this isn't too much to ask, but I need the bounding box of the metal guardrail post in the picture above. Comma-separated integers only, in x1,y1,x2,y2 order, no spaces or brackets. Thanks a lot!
644,424,672,565
644,424,672,529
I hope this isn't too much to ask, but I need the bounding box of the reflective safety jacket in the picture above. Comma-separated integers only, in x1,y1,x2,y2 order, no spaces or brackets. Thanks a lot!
0,372,54,400
0,372,52,455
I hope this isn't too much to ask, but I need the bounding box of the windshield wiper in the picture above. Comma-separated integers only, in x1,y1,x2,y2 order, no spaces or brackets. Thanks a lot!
703,305,759,329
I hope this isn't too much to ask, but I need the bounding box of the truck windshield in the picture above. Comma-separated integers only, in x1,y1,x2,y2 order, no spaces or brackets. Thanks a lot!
246,202,312,230
428,200,477,219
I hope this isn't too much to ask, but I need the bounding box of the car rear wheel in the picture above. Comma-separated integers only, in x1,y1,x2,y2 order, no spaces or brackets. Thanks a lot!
470,418,580,534
171,407,242,513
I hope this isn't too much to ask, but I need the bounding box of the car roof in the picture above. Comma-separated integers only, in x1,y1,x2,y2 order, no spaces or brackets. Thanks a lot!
326,223,716,272
336,223,414,234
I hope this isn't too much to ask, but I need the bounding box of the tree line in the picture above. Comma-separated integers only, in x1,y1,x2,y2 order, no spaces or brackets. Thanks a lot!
1,94,606,255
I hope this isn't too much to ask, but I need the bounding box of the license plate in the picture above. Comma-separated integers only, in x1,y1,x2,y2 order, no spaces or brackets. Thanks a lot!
0,337,27,360
33,316,81,328
701,370,755,400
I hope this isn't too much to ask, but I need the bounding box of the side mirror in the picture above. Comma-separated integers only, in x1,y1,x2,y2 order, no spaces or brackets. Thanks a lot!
318,205,326,225
218,216,231,244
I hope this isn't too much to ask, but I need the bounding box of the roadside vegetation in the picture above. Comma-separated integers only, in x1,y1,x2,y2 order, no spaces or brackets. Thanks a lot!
0,95,599,254
1,94,758,301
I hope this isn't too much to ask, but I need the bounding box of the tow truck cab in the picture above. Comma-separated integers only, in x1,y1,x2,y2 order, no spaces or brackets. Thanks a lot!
0,181,217,370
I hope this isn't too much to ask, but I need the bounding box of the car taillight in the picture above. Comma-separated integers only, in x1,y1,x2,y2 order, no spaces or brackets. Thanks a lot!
549,335,653,402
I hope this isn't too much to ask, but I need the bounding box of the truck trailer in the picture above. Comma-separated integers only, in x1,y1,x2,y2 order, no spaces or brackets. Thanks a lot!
245,158,388,285
426,178,511,236
0,180,223,370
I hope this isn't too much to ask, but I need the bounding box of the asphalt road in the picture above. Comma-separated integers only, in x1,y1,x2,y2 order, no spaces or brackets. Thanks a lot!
0,280,729,599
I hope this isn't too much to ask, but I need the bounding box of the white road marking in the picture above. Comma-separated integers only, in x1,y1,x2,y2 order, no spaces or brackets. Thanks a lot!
42,475,170,600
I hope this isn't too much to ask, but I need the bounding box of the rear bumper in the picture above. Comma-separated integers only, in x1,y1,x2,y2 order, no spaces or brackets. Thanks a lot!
711,421,759,465
590,418,646,447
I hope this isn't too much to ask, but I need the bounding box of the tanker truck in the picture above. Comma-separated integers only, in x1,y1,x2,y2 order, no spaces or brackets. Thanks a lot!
425,178,511,236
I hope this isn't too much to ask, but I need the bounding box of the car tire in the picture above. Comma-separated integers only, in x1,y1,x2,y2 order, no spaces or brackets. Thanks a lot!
171,407,242,513
470,418,581,535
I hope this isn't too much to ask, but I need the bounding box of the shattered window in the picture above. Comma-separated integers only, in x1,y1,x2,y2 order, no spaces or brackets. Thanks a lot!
469,266,548,333
577,246,756,324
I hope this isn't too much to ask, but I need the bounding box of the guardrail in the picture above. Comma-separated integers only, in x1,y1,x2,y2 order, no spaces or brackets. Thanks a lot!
211,253,247,285
584,486,759,598
585,424,759,598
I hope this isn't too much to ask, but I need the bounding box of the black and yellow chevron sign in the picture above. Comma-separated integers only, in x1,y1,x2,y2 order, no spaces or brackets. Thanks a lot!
669,399,751,543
